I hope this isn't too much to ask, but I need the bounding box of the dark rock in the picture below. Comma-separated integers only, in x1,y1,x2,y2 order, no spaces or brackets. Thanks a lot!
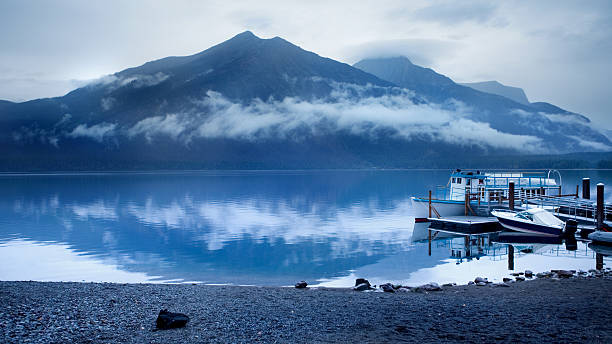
525,270,533,278
474,277,488,284
295,281,308,289
353,283,372,292
502,278,512,283
557,270,574,278
510,273,520,276
395,325,409,333
380,283,395,293
355,278,371,287
516,276,526,282
467,281,475,285
442,283,456,287
476,282,487,286
156,309,189,330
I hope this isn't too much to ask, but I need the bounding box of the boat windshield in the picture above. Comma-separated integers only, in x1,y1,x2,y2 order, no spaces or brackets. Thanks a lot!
516,212,533,221
515,209,564,228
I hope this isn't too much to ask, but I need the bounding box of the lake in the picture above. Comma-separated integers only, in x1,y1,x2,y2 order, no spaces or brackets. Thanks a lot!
0,169,610,286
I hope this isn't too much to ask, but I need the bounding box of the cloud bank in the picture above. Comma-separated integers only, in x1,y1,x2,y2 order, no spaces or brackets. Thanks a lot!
125,87,544,152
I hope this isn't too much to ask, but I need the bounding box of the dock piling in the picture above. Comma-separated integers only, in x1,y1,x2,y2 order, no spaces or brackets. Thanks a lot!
596,254,604,270
428,229,432,256
582,178,590,199
576,185,579,198
508,245,514,270
509,181,515,210
428,190,432,218
597,183,604,231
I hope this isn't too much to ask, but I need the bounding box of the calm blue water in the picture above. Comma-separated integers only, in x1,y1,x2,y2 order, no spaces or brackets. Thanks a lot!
0,170,610,286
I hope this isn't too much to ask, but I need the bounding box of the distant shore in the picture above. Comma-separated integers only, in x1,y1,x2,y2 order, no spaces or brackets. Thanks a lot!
1,278,611,343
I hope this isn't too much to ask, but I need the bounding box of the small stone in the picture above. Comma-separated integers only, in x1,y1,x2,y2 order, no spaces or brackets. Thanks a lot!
294,281,308,289
516,276,526,282
502,277,512,283
476,282,487,286
468,281,475,285
442,283,456,287
557,270,574,278
474,277,488,284
510,272,520,276
380,283,395,293
524,270,533,278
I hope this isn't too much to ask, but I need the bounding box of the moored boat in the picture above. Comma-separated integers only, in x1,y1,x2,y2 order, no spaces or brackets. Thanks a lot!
588,231,612,246
491,208,565,237
411,169,562,223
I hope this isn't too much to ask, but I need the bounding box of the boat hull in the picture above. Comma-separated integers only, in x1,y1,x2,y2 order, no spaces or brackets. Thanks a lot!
495,216,562,237
411,197,467,222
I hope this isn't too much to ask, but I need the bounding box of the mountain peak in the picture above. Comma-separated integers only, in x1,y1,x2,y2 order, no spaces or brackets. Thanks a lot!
233,30,257,38
360,56,414,65
459,80,530,105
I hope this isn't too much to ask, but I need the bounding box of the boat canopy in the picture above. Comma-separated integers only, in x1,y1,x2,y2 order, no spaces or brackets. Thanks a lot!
517,208,565,228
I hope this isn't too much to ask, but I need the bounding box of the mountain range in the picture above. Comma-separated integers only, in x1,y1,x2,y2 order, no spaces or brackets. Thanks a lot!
0,31,610,170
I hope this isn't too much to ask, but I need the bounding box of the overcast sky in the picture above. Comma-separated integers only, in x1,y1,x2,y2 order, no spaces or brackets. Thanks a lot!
1,0,610,128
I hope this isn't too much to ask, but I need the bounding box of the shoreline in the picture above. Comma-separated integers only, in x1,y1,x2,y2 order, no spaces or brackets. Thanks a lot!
2,276,611,343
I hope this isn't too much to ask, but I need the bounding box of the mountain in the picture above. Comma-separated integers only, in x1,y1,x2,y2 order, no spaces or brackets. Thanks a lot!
459,80,529,105
353,56,609,151
0,33,610,171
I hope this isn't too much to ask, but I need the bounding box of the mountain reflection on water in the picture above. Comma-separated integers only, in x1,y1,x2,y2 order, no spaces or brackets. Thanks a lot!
0,170,610,286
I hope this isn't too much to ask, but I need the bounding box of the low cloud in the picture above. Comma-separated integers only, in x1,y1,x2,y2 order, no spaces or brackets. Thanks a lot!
568,136,611,151
67,122,117,142
343,39,461,67
127,114,190,142
89,72,169,92
100,97,116,111
126,87,544,152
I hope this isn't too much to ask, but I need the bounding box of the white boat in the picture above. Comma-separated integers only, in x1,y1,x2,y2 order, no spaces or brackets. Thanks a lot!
491,208,565,237
411,169,562,223
588,231,612,246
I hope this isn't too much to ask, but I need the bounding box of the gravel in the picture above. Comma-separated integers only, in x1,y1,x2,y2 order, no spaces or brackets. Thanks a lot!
0,278,611,343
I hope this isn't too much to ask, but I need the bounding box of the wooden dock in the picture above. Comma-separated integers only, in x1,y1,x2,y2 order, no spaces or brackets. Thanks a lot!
428,216,502,235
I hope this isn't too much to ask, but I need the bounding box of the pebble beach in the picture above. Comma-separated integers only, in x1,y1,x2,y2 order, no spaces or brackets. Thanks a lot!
1,274,611,343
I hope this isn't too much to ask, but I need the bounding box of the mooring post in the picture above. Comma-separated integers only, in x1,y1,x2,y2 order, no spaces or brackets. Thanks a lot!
576,185,579,198
428,190,432,218
508,244,514,270
464,193,469,216
465,235,471,257
597,183,604,231
582,178,590,199
596,254,604,270
558,185,561,197
509,181,515,210
428,229,432,256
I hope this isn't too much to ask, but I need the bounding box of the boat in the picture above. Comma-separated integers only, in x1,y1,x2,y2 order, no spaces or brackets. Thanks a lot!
588,231,612,246
411,169,562,223
491,208,565,237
